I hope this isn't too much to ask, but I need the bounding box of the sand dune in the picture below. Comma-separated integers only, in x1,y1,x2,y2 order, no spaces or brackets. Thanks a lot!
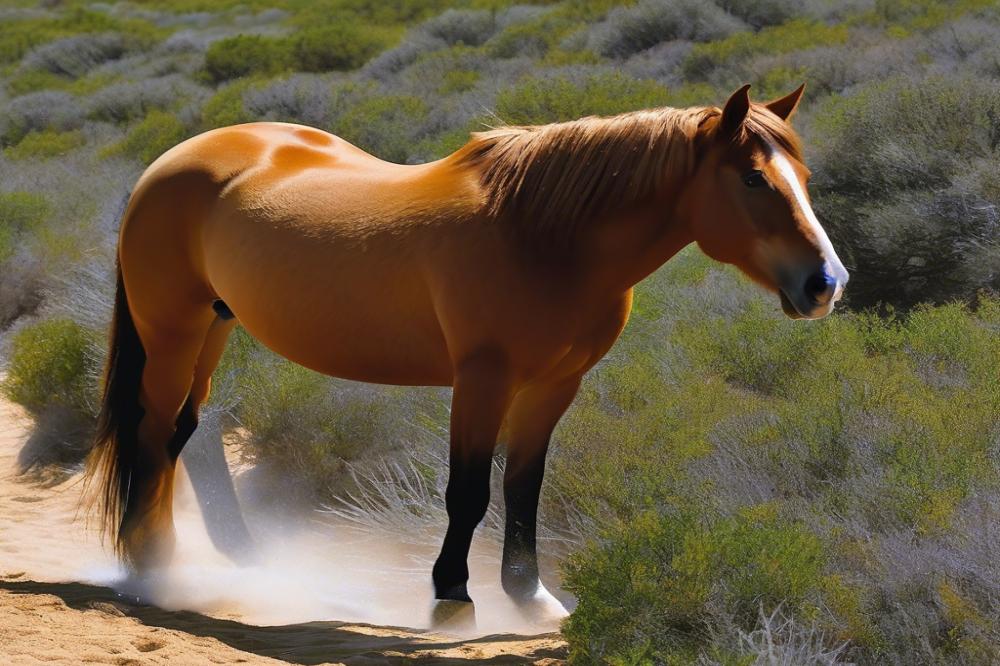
0,392,568,665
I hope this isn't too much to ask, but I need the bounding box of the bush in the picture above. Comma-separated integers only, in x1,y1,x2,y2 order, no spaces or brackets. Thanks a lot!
684,19,849,79
495,70,671,124
334,93,427,162
0,192,49,263
486,10,578,59
716,0,816,28
438,68,480,94
0,8,160,66
2,318,98,417
552,248,1000,662
0,90,85,147
243,74,335,127
21,32,127,78
4,129,85,160
289,0,453,27
419,9,499,47
874,0,998,30
595,0,746,58
293,23,393,72
86,75,204,124
563,507,828,664
200,78,260,129
103,110,188,164
203,34,292,83
362,32,448,79
809,75,1000,308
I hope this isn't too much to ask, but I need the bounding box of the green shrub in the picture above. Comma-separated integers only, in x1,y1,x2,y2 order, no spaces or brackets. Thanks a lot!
547,246,1000,660
563,507,828,664
495,71,671,125
684,19,849,79
0,8,160,65
290,0,455,27
0,192,49,263
203,34,292,83
487,16,563,59
438,68,480,94
2,318,98,416
334,93,427,162
293,23,394,71
5,70,71,96
874,0,997,30
201,78,260,129
9,68,121,97
596,0,744,58
103,110,187,164
5,130,85,160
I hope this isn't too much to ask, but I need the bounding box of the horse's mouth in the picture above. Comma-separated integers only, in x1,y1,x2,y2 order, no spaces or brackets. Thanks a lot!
779,290,806,320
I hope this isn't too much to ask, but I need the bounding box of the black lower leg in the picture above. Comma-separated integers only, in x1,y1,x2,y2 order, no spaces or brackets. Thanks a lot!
433,452,493,601
166,395,198,461
501,463,545,600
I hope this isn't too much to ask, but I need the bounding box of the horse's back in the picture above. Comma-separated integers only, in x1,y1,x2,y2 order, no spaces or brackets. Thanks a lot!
120,121,425,304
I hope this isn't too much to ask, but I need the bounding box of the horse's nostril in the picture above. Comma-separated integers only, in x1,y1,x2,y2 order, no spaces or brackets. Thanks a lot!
804,272,836,305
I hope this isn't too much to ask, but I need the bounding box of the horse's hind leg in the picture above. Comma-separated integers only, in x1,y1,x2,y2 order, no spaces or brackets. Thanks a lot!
169,317,258,564
167,316,236,458
121,310,215,569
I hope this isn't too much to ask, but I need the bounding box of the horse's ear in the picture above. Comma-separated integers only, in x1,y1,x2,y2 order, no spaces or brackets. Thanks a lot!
765,83,805,121
720,84,751,138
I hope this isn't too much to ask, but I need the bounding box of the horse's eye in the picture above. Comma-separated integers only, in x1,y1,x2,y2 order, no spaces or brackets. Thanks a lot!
743,170,767,188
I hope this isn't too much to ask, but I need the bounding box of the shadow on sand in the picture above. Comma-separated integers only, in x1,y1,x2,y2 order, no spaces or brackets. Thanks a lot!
0,578,565,665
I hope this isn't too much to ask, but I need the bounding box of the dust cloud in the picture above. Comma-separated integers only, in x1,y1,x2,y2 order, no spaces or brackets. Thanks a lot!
79,434,569,638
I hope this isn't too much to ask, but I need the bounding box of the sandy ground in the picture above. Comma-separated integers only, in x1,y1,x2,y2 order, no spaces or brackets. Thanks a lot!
0,392,568,665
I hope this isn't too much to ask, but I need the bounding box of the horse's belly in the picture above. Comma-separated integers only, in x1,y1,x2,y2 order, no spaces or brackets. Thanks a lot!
223,284,454,386
203,224,454,386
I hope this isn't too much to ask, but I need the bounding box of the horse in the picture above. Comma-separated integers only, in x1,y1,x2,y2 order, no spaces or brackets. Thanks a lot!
87,83,848,619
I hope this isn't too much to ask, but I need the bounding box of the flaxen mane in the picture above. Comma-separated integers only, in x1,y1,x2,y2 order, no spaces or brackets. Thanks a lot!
453,103,802,242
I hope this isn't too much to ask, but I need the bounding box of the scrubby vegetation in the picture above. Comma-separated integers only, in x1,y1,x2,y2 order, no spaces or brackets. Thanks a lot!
553,250,1000,663
2,1,999,663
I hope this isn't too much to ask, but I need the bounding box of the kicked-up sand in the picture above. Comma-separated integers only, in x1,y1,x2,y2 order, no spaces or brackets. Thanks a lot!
0,388,569,665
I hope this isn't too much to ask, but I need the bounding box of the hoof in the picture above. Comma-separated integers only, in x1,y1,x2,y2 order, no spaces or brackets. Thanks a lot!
512,583,569,626
434,582,472,603
431,599,476,632
501,571,540,602
123,525,177,573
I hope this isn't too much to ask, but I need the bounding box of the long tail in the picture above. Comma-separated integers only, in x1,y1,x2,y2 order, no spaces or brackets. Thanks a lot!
87,262,146,558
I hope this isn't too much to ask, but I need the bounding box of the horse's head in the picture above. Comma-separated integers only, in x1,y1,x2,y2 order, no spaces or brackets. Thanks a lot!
686,84,848,320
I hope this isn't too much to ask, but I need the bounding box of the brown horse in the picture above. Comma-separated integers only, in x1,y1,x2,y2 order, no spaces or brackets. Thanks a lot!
88,84,847,614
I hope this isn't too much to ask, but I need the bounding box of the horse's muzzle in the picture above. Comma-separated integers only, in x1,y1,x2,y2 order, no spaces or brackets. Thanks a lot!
780,268,847,320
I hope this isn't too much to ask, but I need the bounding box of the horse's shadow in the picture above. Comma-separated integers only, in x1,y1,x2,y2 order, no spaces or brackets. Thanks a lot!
0,577,565,665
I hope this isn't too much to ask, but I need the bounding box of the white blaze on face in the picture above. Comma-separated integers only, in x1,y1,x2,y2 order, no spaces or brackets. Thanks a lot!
769,146,849,300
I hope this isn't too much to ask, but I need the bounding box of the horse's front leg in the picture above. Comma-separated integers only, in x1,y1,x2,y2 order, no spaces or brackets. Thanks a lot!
501,377,580,605
432,351,513,607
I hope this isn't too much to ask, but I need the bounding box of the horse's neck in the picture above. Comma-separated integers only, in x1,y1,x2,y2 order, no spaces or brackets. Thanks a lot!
578,194,695,293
